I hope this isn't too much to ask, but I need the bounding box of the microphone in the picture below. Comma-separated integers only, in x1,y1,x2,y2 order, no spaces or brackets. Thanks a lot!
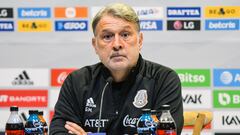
97,77,113,133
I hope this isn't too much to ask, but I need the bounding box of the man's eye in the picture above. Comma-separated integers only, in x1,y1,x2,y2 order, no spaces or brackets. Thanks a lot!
121,32,130,39
103,34,113,40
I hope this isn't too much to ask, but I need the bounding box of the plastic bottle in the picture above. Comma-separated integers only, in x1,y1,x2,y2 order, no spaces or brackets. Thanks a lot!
137,108,156,135
5,106,24,135
156,105,177,135
38,111,48,135
25,110,44,135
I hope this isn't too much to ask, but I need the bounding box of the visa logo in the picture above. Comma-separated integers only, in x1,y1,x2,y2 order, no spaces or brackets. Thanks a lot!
55,21,88,31
167,7,201,18
205,19,239,30
0,21,14,31
140,20,162,31
18,8,51,18
214,69,240,87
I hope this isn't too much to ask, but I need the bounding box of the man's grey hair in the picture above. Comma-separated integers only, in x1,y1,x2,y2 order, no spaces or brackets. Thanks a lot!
92,3,140,35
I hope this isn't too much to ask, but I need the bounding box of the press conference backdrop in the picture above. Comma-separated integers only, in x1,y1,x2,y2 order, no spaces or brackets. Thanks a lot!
0,0,240,134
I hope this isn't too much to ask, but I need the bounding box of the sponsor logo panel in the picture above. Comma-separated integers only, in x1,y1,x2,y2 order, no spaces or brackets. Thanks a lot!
213,90,240,108
18,8,51,18
182,89,212,109
215,133,240,135
55,20,88,31
167,7,201,18
205,19,239,30
140,20,162,31
175,69,211,87
0,89,48,107
214,69,240,87
0,21,14,31
51,68,76,87
0,8,13,18
167,20,200,30
18,20,52,32
205,6,240,18
0,69,49,87
49,89,60,109
213,111,240,130
54,7,88,18
133,7,163,19
182,131,212,135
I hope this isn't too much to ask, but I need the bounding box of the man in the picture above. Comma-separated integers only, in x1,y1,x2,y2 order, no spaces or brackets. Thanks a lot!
50,3,183,135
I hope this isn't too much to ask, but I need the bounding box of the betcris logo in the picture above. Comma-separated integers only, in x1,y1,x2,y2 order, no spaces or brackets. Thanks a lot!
167,20,200,30
214,69,240,87
0,8,13,18
214,90,240,108
175,69,211,87
214,111,240,130
140,20,162,31
167,7,201,18
18,7,51,18
0,21,14,31
205,19,239,30
55,21,88,31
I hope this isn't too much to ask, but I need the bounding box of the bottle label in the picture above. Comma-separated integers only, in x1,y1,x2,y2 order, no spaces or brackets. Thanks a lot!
5,130,24,135
157,130,176,135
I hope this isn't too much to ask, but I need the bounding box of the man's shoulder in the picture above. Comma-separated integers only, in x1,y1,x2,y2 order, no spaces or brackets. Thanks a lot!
141,59,176,79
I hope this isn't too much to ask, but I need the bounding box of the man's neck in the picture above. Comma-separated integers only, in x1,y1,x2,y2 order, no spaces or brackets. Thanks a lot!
110,69,131,82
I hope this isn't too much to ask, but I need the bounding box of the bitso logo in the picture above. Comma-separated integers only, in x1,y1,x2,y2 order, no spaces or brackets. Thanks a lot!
213,90,240,108
205,6,240,18
214,69,240,87
12,70,34,85
167,7,201,18
0,8,13,18
175,69,211,87
18,20,51,32
55,21,88,31
167,20,200,30
0,21,14,31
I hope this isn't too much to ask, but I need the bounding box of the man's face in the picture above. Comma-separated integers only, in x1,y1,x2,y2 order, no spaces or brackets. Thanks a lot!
92,15,143,72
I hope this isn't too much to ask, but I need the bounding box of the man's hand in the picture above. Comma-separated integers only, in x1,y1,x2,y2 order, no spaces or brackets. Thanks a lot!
65,121,87,135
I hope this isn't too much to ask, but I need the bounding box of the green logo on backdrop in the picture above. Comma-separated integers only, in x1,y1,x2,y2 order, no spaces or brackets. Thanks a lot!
175,69,210,87
213,90,240,108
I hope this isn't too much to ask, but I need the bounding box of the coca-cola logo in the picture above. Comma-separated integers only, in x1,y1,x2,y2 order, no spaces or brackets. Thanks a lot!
123,115,139,128
57,72,68,84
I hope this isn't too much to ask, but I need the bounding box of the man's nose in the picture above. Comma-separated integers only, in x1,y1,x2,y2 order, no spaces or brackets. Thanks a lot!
112,35,123,50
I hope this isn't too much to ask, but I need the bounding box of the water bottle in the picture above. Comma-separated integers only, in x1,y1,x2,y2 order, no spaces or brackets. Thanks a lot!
137,108,156,135
156,105,176,135
38,111,48,135
25,110,44,135
5,106,24,135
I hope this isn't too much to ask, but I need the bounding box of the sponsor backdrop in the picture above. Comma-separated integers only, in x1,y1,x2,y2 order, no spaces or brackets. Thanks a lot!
0,0,240,134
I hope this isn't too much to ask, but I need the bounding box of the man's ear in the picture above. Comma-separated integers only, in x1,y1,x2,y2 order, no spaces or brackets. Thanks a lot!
92,37,98,54
138,32,143,50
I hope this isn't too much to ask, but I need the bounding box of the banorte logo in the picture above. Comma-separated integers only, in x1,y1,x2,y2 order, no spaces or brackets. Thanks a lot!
51,68,76,87
0,89,48,107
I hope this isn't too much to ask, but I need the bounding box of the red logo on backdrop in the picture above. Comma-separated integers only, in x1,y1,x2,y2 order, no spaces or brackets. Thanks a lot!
51,69,76,87
49,110,55,123
0,90,48,107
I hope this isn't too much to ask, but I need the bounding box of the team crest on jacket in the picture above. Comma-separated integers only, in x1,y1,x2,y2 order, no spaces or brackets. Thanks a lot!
133,89,148,108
